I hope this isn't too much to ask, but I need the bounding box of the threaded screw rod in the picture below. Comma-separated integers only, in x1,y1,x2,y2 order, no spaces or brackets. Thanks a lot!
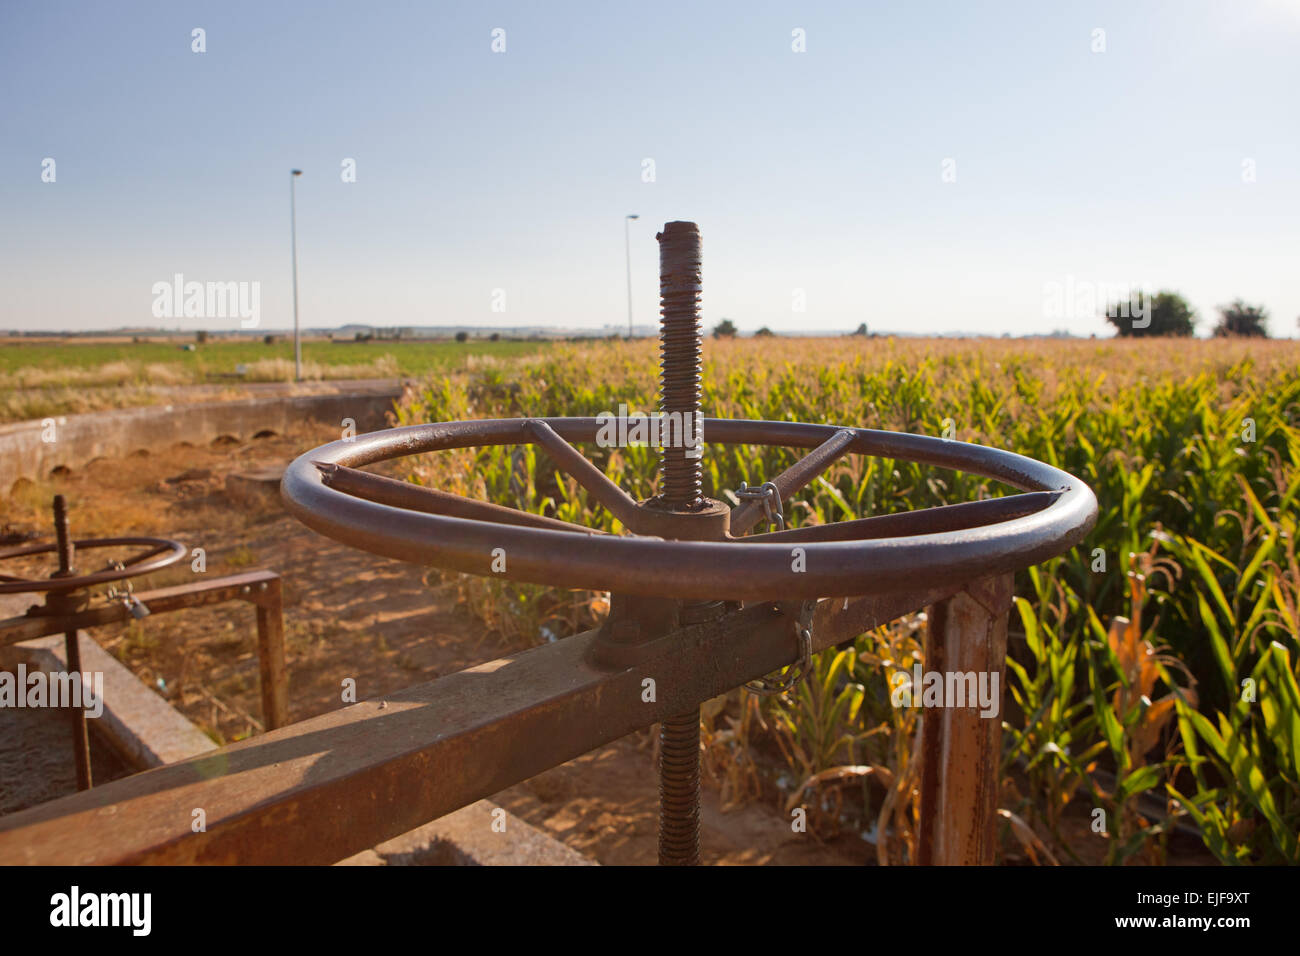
52,495,92,791
53,493,74,574
658,711,702,865
655,221,703,511
653,222,707,865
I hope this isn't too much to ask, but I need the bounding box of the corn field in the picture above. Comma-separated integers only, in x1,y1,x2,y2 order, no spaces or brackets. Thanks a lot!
398,335,1300,865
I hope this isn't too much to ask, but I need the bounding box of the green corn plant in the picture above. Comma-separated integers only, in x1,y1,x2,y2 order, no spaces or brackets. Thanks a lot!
1002,562,1100,856
767,645,871,837
1170,641,1300,864
1079,548,1197,866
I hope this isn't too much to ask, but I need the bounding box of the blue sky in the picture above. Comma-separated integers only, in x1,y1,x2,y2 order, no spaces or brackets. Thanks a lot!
1,0,1297,336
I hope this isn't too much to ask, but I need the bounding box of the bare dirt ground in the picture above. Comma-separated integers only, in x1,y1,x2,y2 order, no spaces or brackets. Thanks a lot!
2,423,868,865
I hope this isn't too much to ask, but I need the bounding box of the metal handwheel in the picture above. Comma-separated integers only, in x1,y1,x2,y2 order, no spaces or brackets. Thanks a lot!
282,416,1096,601
0,537,186,594
0,496,187,793
280,220,1098,867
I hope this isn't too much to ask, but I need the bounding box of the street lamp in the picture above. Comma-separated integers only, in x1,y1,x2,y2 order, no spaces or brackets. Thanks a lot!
624,214,639,338
290,169,303,381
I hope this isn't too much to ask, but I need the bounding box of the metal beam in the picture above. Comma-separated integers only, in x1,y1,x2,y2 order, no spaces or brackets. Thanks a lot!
916,573,1014,865
0,571,282,647
0,570,288,730
0,585,957,865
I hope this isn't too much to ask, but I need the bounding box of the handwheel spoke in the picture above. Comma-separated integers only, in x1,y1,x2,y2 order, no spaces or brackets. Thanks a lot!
315,462,604,535
524,420,643,527
743,491,1061,543
730,428,857,536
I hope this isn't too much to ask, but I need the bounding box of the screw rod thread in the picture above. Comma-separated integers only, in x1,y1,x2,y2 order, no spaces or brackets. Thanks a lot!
52,494,74,574
658,710,702,865
655,222,703,510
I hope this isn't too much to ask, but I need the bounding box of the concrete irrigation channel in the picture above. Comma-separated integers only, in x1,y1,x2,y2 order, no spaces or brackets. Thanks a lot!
0,379,404,492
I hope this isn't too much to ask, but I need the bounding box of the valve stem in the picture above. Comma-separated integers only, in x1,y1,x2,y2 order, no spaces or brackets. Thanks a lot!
654,222,707,865
655,221,703,511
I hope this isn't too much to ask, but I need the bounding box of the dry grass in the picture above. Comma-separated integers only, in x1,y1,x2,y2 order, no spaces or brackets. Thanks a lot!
237,354,400,382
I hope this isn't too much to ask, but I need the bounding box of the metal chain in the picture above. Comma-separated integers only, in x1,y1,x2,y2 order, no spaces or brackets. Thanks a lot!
103,562,130,602
104,563,150,619
736,480,784,530
744,600,815,698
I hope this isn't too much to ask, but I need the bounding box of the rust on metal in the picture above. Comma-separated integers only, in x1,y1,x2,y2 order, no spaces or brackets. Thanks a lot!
729,428,856,536
0,536,188,594
0,568,290,732
0,590,943,865
52,495,92,790
280,416,1097,601
654,220,705,512
916,573,1015,865
316,460,601,534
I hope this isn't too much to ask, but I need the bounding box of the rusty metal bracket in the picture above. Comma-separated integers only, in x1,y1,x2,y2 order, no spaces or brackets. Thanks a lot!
1,569,290,733
0,588,947,865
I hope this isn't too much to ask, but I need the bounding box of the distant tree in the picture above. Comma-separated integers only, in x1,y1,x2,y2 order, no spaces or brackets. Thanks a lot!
1213,300,1269,338
263,334,277,345
455,331,469,343
195,330,208,344
1103,290,1196,337
489,332,500,342
852,322,868,336
712,319,737,338
753,326,775,337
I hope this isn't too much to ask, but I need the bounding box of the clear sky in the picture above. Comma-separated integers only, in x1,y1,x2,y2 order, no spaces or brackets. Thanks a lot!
2,0,1297,337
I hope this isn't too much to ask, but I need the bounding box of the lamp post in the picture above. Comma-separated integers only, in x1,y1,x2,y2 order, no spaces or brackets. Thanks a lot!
290,169,303,381
624,214,639,338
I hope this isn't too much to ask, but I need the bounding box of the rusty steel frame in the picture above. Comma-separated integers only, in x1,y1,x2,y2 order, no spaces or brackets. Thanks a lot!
0,585,964,865
0,569,290,734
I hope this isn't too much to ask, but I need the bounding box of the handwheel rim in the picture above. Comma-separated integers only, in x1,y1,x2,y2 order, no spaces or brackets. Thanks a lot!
0,537,188,594
281,417,1098,601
